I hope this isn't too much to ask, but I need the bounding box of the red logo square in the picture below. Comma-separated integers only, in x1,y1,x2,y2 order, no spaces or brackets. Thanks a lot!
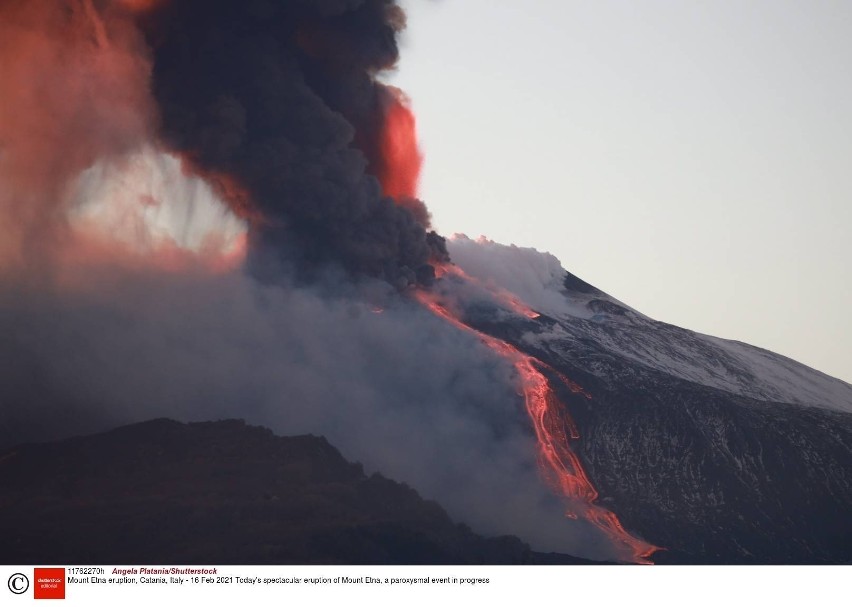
33,568,65,600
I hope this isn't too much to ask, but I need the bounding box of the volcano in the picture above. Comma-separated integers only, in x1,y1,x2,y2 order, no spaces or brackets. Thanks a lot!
1,0,849,567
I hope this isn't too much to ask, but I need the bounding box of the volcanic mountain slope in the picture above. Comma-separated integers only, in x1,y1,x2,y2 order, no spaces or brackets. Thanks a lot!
448,238,852,564
0,418,594,565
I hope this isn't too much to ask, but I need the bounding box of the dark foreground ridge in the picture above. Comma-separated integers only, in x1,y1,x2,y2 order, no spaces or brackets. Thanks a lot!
0,418,596,565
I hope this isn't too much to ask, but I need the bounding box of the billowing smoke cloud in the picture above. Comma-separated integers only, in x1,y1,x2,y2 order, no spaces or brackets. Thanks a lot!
138,0,445,285
0,0,622,561
0,0,443,284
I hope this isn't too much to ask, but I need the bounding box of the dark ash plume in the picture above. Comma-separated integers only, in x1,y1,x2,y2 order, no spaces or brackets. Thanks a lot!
138,0,446,286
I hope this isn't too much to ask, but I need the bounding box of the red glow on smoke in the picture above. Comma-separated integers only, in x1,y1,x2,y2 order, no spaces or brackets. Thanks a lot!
414,267,661,564
116,0,165,13
377,92,421,199
0,0,154,271
374,88,429,225
48,228,246,294
207,231,248,273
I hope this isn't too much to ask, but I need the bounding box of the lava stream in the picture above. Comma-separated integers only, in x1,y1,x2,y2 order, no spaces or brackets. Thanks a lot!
414,271,660,564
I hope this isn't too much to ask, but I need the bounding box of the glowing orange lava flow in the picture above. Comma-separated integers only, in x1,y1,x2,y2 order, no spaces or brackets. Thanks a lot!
414,269,660,564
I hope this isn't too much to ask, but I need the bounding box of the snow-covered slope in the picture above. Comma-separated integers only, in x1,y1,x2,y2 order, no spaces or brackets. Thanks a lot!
449,235,852,415
448,235,852,564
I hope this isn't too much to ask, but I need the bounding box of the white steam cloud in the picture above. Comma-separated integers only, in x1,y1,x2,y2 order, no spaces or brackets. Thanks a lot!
69,146,246,256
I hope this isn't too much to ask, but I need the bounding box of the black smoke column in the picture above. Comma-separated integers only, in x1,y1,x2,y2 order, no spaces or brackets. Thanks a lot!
138,0,446,285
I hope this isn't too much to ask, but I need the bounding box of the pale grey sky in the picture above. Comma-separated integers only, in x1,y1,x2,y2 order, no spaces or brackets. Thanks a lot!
389,0,852,383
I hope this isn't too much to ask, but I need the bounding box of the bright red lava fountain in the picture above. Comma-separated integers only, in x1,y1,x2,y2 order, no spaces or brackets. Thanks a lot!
376,88,423,201
414,265,661,564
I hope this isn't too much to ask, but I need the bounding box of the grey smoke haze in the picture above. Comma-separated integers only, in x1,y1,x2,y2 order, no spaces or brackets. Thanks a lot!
0,263,612,560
